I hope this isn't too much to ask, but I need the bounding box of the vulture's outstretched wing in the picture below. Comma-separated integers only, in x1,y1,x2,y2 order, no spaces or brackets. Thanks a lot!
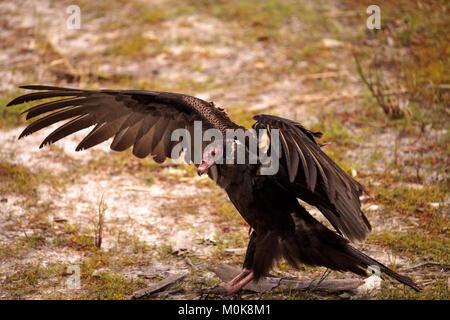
7,85,240,164
253,114,371,242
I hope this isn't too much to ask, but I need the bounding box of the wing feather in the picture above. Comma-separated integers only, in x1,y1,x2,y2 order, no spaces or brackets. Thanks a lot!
7,86,240,168
19,105,93,138
111,120,143,151
253,114,371,242
76,114,129,151
40,114,96,148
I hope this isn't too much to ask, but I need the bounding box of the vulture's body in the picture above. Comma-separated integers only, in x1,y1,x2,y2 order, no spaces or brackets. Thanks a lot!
7,86,420,292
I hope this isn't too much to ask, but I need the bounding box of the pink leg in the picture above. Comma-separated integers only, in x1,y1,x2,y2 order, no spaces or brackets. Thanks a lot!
225,268,250,291
226,270,255,293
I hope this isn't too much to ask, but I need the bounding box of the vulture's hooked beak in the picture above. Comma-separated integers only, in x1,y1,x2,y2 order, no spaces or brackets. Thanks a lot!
197,160,211,176
198,164,219,181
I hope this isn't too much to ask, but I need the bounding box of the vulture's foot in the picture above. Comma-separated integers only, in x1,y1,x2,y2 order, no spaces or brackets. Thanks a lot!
225,268,254,293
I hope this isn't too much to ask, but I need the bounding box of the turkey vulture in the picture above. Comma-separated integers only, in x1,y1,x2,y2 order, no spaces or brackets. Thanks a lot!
7,85,420,292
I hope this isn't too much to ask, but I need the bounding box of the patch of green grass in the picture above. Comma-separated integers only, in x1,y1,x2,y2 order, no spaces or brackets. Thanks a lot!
2,211,160,299
374,183,449,235
375,184,447,213
1,238,149,299
182,0,298,29
77,0,171,27
308,110,361,174
0,94,32,128
224,104,258,129
348,0,448,131
194,176,216,188
104,34,150,57
64,231,97,251
0,236,38,260
86,272,146,299
143,174,155,186
312,109,357,148
323,119,351,144
177,0,331,43
368,231,449,264
214,196,244,226
53,222,97,252
72,250,148,300
2,261,65,298
368,150,385,168
172,77,218,94
378,279,449,300
0,162,38,194
81,150,162,177
139,6,171,25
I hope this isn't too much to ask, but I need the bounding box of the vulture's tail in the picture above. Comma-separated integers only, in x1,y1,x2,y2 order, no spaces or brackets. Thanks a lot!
343,244,421,291
276,206,421,291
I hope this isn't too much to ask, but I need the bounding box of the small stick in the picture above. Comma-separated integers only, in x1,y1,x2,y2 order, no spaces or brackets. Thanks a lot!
210,264,364,293
129,273,188,299
95,196,107,249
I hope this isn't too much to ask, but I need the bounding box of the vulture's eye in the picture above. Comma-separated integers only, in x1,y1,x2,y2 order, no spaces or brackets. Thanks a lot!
211,150,216,156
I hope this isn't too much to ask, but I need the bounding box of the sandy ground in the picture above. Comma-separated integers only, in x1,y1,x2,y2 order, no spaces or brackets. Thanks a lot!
0,125,220,248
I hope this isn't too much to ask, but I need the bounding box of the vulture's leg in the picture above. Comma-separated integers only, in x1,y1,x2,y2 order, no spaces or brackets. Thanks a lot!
226,271,255,293
225,231,256,293
225,268,251,292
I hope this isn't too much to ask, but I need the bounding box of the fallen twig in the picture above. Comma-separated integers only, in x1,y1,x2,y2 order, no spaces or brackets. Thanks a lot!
406,262,450,271
184,256,194,269
129,272,188,299
44,35,84,80
210,264,364,293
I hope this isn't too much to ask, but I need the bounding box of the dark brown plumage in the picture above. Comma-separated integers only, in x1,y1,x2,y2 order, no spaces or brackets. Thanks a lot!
7,85,420,292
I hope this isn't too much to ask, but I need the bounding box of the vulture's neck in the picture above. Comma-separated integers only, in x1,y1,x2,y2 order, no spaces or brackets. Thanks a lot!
214,163,258,190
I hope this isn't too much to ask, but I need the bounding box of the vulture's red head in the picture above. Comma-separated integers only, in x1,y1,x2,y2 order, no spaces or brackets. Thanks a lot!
197,144,222,176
